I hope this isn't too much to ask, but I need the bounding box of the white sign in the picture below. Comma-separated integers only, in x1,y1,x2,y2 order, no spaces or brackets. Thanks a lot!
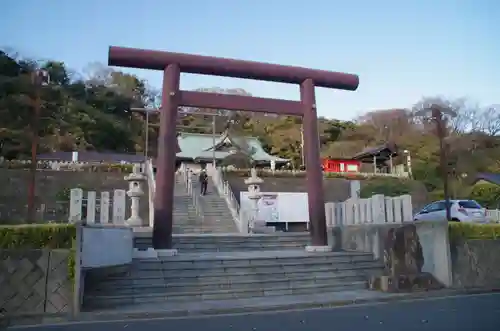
240,192,309,223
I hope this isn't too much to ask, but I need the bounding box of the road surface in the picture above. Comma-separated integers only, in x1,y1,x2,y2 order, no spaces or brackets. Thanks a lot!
11,293,500,331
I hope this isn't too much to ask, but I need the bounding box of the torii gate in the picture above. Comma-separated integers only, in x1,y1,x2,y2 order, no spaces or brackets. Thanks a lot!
108,46,359,250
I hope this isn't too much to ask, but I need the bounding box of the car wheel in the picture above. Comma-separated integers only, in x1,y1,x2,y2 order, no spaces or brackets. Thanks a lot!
451,218,460,222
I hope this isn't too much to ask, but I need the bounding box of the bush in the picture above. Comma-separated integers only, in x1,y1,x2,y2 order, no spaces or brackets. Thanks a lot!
0,224,76,249
469,183,500,209
0,224,77,282
0,160,134,173
360,178,414,198
222,168,404,181
449,222,500,242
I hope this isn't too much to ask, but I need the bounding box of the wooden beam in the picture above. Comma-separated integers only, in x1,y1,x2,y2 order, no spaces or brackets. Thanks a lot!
179,90,303,116
108,46,359,91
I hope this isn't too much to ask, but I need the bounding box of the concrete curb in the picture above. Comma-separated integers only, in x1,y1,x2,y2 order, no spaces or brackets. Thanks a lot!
7,287,500,328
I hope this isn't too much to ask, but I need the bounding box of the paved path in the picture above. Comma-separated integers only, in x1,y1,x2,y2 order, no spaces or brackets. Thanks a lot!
11,293,500,331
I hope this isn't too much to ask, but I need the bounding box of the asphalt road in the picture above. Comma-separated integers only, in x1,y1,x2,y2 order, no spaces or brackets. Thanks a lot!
11,293,500,331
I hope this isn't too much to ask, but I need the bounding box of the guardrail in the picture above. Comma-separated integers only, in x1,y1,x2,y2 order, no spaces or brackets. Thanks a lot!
180,170,205,224
212,167,248,233
145,159,156,228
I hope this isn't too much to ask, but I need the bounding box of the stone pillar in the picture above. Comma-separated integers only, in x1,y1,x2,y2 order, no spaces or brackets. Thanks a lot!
125,164,146,227
300,79,329,251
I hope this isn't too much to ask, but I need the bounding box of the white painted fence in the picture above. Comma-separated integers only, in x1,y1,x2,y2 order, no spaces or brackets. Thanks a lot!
485,209,500,223
69,188,127,224
2,160,144,171
325,194,413,227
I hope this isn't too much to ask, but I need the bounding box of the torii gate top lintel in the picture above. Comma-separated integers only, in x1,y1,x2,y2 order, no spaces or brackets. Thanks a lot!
108,46,359,91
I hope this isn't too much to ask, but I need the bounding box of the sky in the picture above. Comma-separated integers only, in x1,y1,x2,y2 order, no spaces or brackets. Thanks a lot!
1,0,499,120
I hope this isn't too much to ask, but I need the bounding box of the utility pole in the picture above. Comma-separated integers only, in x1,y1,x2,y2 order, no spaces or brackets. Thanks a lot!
415,105,457,222
27,69,49,222
131,107,225,169
212,114,216,168
300,124,305,168
144,110,149,161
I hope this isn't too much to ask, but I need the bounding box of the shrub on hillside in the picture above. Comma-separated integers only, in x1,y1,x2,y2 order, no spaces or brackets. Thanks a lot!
360,178,414,198
449,222,500,242
469,183,500,209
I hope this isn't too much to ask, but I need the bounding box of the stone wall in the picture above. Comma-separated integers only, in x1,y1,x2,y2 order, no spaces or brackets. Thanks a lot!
0,169,148,224
333,221,453,291
0,249,73,318
224,173,429,211
451,239,500,289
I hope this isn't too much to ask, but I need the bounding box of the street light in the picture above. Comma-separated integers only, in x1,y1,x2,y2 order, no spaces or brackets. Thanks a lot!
415,104,457,222
27,69,50,222
403,149,412,178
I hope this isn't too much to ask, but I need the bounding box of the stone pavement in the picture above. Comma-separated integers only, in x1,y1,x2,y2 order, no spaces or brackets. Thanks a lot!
9,292,500,331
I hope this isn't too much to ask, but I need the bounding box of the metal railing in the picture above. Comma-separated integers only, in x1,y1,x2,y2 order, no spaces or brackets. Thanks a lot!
180,170,205,224
145,159,156,227
212,167,249,233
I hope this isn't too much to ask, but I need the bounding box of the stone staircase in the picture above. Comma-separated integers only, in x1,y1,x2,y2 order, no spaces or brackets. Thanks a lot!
169,173,236,234
84,169,384,315
83,249,383,311
190,176,238,233
135,232,311,252
171,175,203,234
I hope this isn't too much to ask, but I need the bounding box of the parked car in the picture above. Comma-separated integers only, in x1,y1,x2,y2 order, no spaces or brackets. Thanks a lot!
413,200,487,223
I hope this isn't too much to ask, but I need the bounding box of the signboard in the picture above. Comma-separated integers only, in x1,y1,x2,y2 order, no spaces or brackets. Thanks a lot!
240,192,309,223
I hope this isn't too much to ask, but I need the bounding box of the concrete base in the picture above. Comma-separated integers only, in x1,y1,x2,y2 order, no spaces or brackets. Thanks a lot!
133,248,158,259
305,245,333,253
156,249,178,257
125,216,143,227
132,248,178,258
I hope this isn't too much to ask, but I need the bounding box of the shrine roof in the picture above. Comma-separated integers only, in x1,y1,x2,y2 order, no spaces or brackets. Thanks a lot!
177,132,288,162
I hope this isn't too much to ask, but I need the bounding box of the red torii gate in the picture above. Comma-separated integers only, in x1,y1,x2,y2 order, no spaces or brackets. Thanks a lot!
108,46,359,250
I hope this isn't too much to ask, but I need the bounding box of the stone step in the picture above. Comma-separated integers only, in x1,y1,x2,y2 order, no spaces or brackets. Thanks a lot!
136,233,310,240
88,273,367,296
93,263,380,288
131,251,376,269
133,240,311,250
84,281,367,309
170,242,307,249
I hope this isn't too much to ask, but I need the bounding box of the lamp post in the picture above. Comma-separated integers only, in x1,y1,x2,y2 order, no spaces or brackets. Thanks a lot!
27,69,50,222
415,104,457,222
403,149,412,178
131,107,224,169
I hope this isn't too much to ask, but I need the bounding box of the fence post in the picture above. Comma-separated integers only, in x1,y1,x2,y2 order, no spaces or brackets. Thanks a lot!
100,191,110,224
112,189,126,225
69,188,83,223
86,191,96,224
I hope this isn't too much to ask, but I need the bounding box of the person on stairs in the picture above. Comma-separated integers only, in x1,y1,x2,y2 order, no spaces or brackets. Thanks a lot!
199,169,208,195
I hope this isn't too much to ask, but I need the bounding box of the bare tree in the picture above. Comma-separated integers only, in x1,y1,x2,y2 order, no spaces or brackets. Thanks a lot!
412,96,485,135
357,108,413,142
479,105,500,136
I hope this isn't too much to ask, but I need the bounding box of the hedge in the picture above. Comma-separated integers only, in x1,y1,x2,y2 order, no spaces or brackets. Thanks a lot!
0,224,75,249
0,161,134,173
0,224,76,282
449,222,500,242
221,168,412,181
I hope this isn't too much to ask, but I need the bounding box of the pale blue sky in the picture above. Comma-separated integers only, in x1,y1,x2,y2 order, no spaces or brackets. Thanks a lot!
2,0,499,120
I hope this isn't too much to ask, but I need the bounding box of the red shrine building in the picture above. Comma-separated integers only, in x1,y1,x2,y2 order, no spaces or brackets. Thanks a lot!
321,158,361,173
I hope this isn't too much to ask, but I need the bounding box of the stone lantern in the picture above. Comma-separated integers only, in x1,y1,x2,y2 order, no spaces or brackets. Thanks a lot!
244,168,265,232
124,164,146,227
